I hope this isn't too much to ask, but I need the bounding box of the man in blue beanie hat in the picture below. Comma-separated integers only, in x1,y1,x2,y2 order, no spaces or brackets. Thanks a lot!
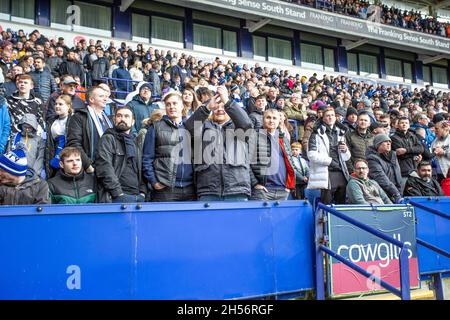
0,147,49,204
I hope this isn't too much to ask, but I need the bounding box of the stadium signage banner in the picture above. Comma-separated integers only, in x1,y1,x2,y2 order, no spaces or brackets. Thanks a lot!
326,206,419,298
188,0,450,54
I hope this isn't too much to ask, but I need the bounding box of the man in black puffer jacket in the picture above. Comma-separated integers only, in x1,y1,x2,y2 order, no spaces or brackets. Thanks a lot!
366,134,403,203
185,85,253,201
404,161,444,197
390,117,424,185
91,47,110,86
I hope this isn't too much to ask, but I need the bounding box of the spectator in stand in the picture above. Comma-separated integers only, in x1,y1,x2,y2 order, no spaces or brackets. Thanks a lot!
142,92,195,202
250,109,296,201
45,76,84,122
3,65,23,97
186,86,253,201
45,95,73,179
346,159,392,205
66,86,113,173
6,74,44,137
48,147,96,204
431,120,450,182
91,47,110,86
59,50,85,84
249,94,267,129
9,113,45,176
285,92,307,141
29,56,58,103
0,146,49,204
307,107,351,204
45,46,63,78
404,161,443,197
291,142,309,199
112,59,132,99
181,88,201,118
0,96,10,154
171,58,191,86
391,117,424,185
346,111,373,171
95,106,145,203
127,83,158,135
366,134,403,203
129,60,144,83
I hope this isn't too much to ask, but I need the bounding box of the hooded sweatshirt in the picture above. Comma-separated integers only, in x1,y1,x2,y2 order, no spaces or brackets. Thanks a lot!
10,113,45,176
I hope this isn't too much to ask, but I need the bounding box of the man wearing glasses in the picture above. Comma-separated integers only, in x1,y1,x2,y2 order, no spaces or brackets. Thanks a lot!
346,159,392,205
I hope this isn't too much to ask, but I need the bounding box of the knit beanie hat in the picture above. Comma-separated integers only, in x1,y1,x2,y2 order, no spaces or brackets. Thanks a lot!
346,107,358,117
0,147,27,176
373,134,391,150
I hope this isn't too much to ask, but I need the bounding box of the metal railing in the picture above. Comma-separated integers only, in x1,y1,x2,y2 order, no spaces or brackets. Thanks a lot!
315,203,411,300
406,199,450,300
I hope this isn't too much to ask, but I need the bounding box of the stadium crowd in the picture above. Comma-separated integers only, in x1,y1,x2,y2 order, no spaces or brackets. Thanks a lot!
0,27,449,206
283,0,450,37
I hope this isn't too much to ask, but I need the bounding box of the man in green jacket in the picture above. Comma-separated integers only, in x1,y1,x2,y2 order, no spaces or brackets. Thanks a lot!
48,147,96,204
346,159,392,205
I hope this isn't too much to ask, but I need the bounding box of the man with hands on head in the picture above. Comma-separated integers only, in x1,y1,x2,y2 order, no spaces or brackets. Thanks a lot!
185,85,253,201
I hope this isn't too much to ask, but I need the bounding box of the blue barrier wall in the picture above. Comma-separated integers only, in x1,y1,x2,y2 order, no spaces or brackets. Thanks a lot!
407,197,450,275
0,201,314,300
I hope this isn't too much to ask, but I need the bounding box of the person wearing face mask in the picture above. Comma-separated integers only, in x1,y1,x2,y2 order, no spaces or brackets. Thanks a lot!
95,106,145,203
45,95,73,178
403,161,443,197
9,113,45,176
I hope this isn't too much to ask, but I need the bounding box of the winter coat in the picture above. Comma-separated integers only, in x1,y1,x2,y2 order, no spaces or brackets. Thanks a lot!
45,92,84,122
46,56,63,77
10,114,45,176
142,116,193,190
59,59,85,80
95,128,144,203
171,64,191,84
91,57,110,81
307,122,351,189
391,129,424,177
0,169,49,205
126,94,159,134
249,109,264,129
346,129,374,172
184,101,253,198
66,107,111,169
404,171,444,197
29,68,58,103
0,96,11,153
441,178,450,196
112,66,133,98
6,91,44,137
147,69,161,97
431,134,450,179
250,129,296,189
366,146,403,202
346,176,392,205
48,170,96,204
45,115,71,178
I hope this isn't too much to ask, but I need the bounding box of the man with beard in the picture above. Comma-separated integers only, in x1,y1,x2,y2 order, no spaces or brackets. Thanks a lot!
404,161,444,197
95,106,145,203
